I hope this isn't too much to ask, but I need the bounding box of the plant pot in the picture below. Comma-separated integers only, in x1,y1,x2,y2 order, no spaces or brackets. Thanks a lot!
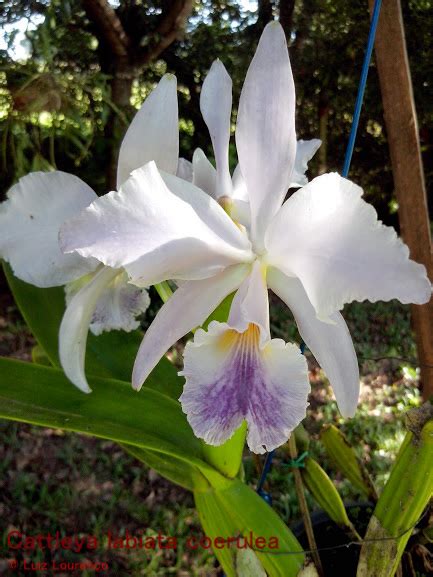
291,501,374,576
291,502,433,577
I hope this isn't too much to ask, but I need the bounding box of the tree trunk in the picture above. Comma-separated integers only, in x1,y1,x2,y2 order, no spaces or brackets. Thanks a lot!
257,0,273,33
279,0,296,39
318,92,329,174
105,65,134,190
81,0,193,191
369,0,433,399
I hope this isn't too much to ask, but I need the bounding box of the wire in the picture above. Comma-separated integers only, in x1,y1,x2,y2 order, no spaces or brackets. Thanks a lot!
248,509,429,556
360,355,433,369
342,0,382,177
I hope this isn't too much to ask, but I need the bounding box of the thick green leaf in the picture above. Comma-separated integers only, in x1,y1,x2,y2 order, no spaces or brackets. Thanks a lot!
0,356,201,466
0,298,304,575
195,479,305,577
216,479,305,577
3,263,182,399
123,444,207,492
195,489,238,577
87,330,182,400
4,263,64,366
357,405,433,577
89,330,143,382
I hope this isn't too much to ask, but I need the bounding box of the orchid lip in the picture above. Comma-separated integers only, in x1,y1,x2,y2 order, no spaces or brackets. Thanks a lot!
180,318,310,454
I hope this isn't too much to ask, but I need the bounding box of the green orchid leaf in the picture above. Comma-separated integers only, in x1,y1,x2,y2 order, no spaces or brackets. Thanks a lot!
87,330,182,400
216,479,305,577
3,263,182,399
194,479,305,577
0,356,201,467
123,444,208,492
4,262,65,367
195,489,238,577
236,548,267,577
357,404,433,577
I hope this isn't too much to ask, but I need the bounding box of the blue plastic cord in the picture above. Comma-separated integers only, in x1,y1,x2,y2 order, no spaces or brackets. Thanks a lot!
256,450,275,504
342,0,382,177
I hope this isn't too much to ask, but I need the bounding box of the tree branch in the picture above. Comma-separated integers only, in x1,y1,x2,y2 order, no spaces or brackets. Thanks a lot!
135,0,193,67
81,0,129,59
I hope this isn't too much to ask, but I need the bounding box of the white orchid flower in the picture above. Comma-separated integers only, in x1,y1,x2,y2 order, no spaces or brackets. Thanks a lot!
177,58,321,227
0,171,100,287
60,22,431,452
0,74,179,392
194,58,321,228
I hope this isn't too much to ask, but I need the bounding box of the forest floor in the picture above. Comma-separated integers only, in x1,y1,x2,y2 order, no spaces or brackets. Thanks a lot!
0,286,429,576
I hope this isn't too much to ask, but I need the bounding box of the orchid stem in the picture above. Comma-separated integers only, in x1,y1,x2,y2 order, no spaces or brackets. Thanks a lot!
289,434,324,577
154,281,173,303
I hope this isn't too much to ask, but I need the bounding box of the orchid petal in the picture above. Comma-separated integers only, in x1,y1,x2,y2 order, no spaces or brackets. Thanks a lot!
227,260,270,341
231,137,321,225
231,199,251,229
176,157,193,182
235,21,296,250
192,148,216,199
200,60,232,198
268,268,359,416
230,165,251,227
59,266,120,392
265,172,432,320
231,164,248,201
180,266,309,453
0,171,98,287
180,264,310,453
132,264,250,390
61,162,253,287
180,321,309,453
117,74,178,188
65,271,150,336
290,139,322,188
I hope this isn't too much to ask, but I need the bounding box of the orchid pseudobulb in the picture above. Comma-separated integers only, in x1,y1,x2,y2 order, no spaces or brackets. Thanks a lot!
60,22,431,453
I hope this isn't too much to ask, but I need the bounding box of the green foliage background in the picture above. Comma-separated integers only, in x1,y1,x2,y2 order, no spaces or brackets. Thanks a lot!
1,0,432,231
0,3,433,575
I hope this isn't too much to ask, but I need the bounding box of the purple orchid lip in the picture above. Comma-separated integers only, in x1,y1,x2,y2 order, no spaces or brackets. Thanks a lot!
201,324,262,419
180,322,310,454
